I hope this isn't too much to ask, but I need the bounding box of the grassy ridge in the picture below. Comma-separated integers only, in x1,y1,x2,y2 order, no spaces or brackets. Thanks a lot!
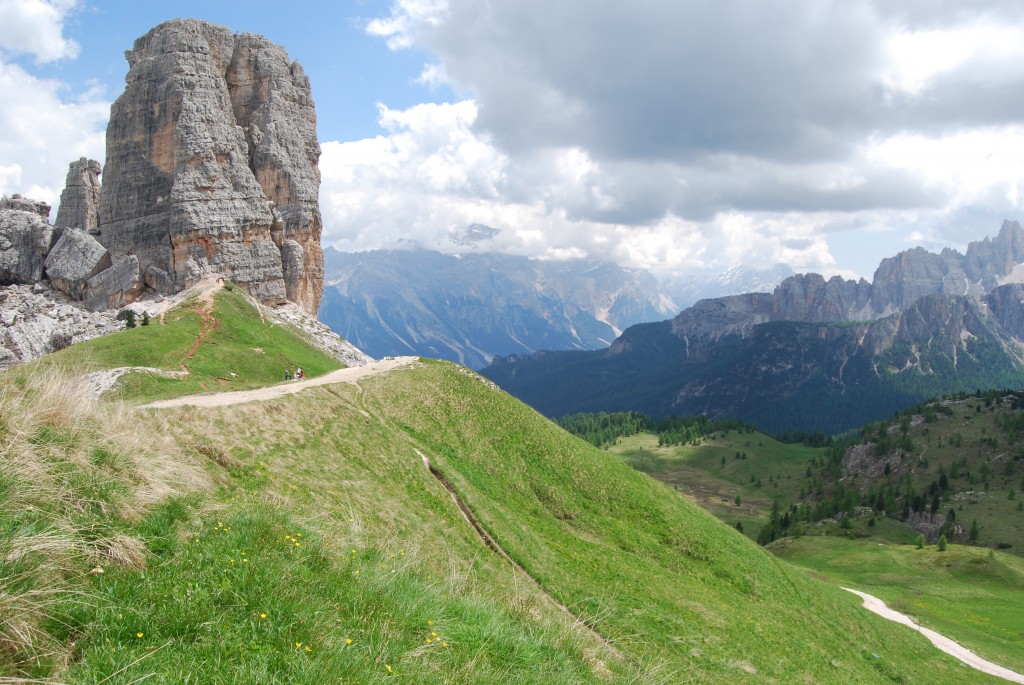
27,285,342,402
2,370,628,683
362,362,1003,683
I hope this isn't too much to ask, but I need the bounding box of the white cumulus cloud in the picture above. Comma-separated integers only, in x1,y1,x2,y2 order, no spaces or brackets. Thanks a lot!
0,1,108,214
0,0,81,63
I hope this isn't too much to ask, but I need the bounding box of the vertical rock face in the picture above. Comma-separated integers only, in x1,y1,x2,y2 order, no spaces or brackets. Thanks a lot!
97,18,323,315
54,158,102,231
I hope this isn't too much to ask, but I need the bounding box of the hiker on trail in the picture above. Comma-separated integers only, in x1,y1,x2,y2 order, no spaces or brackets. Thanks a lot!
284,368,291,381
296,367,303,379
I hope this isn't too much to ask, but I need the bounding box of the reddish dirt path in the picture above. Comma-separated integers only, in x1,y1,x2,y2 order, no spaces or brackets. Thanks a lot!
179,304,219,373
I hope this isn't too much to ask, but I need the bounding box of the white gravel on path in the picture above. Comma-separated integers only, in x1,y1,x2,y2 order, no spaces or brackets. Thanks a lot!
843,587,1024,683
138,356,420,409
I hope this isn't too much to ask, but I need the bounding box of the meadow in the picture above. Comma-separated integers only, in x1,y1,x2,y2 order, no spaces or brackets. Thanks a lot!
0,290,1011,682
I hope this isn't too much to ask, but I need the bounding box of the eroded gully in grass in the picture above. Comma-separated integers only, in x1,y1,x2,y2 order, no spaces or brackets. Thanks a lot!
414,448,629,664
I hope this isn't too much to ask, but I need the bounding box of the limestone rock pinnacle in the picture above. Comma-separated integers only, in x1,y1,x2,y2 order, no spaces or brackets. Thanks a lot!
54,158,102,232
97,18,324,315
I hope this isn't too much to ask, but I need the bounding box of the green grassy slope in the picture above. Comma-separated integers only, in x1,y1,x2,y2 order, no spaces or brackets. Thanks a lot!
361,364,1005,683
771,536,1024,674
26,284,342,402
0,297,1013,682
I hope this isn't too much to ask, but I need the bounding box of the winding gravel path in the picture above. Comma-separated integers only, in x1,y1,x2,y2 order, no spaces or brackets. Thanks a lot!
843,587,1024,683
139,356,420,409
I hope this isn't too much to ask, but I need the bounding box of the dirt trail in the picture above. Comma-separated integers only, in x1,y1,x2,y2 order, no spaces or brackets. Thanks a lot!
843,587,1024,683
139,356,420,409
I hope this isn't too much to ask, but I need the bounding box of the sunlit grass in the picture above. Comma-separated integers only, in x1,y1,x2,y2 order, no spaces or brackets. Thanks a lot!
1,349,1011,682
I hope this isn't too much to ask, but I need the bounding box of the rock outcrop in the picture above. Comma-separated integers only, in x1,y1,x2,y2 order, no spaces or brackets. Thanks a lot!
97,18,323,315
2,195,50,222
0,201,55,284
54,158,102,232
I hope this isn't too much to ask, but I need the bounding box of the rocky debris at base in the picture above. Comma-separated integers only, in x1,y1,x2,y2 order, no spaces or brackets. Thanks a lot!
78,366,189,399
0,284,124,368
2,197,144,312
840,443,912,480
264,301,372,368
903,511,954,543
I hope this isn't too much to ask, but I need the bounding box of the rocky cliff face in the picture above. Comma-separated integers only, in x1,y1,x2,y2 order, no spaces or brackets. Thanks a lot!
97,19,323,315
669,220,1024,346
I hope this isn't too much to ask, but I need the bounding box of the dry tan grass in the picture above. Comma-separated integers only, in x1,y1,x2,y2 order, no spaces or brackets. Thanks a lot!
0,366,211,672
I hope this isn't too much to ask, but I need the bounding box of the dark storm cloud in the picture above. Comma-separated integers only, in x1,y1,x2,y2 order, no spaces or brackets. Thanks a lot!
423,0,886,164
406,1,1024,196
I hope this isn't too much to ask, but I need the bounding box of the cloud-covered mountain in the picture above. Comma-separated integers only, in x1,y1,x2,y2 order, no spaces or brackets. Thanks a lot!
318,248,677,369
664,263,794,309
482,221,1024,435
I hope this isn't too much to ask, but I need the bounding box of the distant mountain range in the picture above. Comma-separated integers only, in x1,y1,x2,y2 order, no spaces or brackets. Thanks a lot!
481,221,1024,435
318,249,680,369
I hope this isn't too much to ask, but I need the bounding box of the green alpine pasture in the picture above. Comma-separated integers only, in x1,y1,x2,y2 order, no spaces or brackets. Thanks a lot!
0,293,1015,683
23,284,342,403
772,535,1024,675
607,429,821,537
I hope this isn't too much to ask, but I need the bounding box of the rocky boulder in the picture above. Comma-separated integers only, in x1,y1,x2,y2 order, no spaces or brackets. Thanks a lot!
54,158,102,232
83,255,142,312
97,18,323,315
45,228,112,299
0,205,56,284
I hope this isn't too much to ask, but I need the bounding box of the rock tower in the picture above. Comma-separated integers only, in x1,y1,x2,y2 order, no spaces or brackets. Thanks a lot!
96,18,324,315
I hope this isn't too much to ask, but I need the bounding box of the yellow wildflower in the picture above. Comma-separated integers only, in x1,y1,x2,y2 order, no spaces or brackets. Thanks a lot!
136,632,144,638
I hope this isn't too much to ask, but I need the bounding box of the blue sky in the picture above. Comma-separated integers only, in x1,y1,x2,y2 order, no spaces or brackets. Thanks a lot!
4,0,1024,282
